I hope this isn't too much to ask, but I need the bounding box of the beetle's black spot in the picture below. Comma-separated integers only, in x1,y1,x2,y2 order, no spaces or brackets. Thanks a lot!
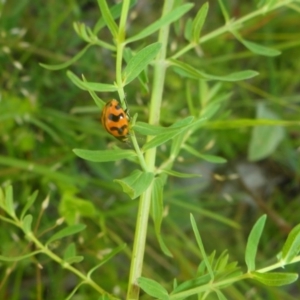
110,124,128,135
108,112,125,122
114,103,121,110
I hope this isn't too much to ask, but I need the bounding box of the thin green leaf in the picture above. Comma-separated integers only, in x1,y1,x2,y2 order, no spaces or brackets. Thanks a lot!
191,2,209,43
169,199,240,229
133,122,170,136
190,214,214,279
59,194,96,225
206,70,259,81
65,282,86,300
241,40,281,57
252,272,298,286
73,149,137,162
207,118,300,129
93,0,137,34
281,224,300,263
216,290,228,300
4,185,15,217
114,170,154,200
245,215,267,272
63,243,76,260
65,256,84,264
20,190,38,220
46,224,86,246
123,43,161,85
248,103,285,161
138,277,169,300
143,131,182,151
0,250,43,262
62,242,83,264
82,75,105,109
172,274,211,293
22,214,33,234
39,44,93,70
0,188,5,211
67,71,117,92
97,0,118,37
87,244,126,278
134,116,194,136
142,117,195,151
171,59,258,81
183,145,227,164
126,3,194,43
162,169,202,178
151,176,172,257
184,18,193,41
170,129,186,158
217,0,230,23
27,116,62,144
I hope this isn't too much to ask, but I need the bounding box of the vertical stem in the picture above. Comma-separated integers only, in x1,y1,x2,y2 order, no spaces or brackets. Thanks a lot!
116,0,130,104
126,0,174,299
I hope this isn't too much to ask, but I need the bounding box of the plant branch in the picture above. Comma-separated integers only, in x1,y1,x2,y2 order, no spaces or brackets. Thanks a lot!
126,0,174,299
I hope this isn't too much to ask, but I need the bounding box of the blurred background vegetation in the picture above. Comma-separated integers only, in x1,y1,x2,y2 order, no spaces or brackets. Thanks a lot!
1,0,300,299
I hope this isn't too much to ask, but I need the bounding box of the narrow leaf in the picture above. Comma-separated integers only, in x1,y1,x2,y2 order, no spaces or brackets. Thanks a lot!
184,18,193,41
190,214,214,279
0,188,5,211
143,131,182,151
248,103,285,161
0,251,43,262
133,122,170,136
59,194,96,225
39,44,93,70
241,40,281,57
21,190,38,220
65,256,84,264
123,43,161,85
97,0,118,37
138,277,169,300
67,71,117,92
183,145,227,164
23,215,33,234
65,282,86,300
134,116,194,136
46,224,86,246
217,0,230,22
245,215,267,272
172,274,211,293
191,2,209,43
87,244,126,278
171,59,258,81
252,272,298,286
4,185,15,217
63,243,77,260
281,223,300,263
216,290,228,300
151,176,172,257
162,169,202,178
126,3,194,43
114,170,154,199
73,149,137,162
142,117,195,151
93,0,137,34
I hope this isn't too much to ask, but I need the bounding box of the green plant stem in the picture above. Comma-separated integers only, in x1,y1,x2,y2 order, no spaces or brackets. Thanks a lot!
115,0,131,104
126,0,174,299
170,0,295,60
24,231,118,299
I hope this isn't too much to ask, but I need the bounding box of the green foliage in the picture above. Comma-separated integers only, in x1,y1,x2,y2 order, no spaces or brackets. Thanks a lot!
245,215,267,272
1,0,300,299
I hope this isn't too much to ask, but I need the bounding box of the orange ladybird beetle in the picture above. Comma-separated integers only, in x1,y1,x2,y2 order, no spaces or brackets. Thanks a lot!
101,99,130,142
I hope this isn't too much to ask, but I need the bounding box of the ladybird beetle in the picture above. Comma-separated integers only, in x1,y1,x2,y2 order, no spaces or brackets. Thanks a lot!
101,99,130,142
